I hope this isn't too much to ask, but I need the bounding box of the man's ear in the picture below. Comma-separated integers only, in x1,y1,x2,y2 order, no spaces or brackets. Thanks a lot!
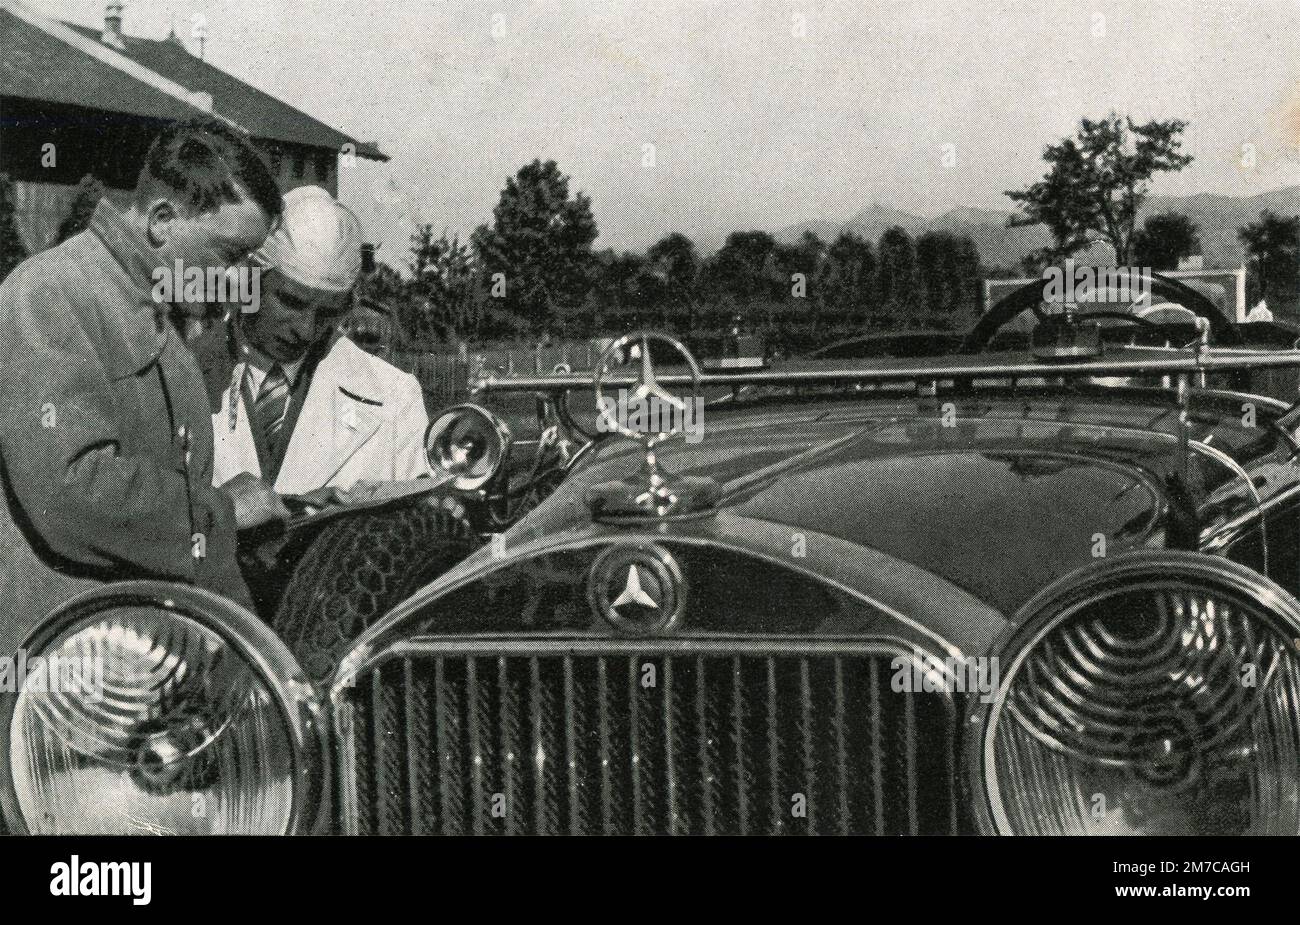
144,199,177,249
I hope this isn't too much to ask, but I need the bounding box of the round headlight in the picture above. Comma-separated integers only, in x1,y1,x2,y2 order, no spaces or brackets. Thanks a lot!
424,404,511,490
972,551,1300,835
0,583,323,835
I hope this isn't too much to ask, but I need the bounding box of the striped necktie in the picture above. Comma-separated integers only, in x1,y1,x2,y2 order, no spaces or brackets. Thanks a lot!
254,363,291,454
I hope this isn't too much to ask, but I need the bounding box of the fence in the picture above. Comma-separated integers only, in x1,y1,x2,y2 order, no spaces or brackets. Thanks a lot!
391,340,602,411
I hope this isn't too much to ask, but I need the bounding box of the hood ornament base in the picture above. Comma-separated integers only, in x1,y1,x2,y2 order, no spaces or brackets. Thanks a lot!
587,450,721,521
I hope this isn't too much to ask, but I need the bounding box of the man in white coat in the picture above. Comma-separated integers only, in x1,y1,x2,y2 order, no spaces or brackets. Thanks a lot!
209,186,430,502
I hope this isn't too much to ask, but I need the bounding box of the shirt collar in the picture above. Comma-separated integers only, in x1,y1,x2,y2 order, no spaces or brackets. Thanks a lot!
235,325,305,391
87,199,169,375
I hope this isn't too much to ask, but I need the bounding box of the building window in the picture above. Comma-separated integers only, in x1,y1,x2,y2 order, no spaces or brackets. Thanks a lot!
267,144,283,177
314,151,331,183
293,149,306,179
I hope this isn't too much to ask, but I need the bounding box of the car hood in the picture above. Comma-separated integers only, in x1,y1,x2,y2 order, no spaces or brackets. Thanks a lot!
513,391,1262,614
731,448,1160,613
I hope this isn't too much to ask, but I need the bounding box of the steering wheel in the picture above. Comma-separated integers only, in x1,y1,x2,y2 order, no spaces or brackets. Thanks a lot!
960,272,1242,353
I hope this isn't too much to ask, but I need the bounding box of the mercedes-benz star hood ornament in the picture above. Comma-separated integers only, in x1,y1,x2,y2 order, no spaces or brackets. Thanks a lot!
586,331,720,521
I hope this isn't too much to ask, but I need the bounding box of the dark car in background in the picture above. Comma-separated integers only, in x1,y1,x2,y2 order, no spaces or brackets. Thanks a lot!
5,271,1300,836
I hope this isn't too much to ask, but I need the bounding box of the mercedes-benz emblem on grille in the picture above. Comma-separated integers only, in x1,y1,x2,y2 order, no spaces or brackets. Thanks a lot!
588,543,685,635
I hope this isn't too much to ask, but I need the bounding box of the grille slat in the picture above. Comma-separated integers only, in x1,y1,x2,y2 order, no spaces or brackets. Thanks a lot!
562,656,580,835
663,657,679,835
903,687,918,835
868,657,885,835
596,658,615,835
466,658,484,835
765,657,781,834
433,656,465,835
628,659,646,834
696,656,718,836
346,648,960,836
499,657,521,835
731,656,749,835
799,658,816,832
532,657,564,835
373,670,404,836
404,659,432,835
833,658,850,834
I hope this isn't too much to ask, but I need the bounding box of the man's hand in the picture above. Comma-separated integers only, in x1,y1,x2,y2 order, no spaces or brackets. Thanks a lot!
284,486,355,516
222,472,292,529
344,480,384,502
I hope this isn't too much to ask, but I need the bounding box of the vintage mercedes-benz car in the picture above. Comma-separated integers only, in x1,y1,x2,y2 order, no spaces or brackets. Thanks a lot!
5,271,1300,836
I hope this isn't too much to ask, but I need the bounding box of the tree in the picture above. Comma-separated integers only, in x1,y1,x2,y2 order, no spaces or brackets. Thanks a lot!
54,174,105,245
1006,113,1192,265
944,234,982,327
914,231,981,329
822,231,876,324
1132,212,1201,270
751,232,825,332
915,230,955,320
701,230,780,306
876,226,918,325
782,231,825,290
0,173,26,284
408,224,440,279
1238,210,1300,309
357,259,404,307
471,159,598,333
403,225,482,344
645,232,700,329
588,249,657,331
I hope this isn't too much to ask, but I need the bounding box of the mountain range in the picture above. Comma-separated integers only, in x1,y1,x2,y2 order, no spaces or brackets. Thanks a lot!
772,186,1300,272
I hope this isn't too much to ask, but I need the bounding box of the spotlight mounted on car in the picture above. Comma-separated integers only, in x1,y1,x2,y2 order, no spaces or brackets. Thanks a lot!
424,404,512,491
968,550,1300,836
0,582,325,835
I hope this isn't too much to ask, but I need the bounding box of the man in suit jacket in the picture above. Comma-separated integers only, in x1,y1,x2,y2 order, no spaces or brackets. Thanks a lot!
207,186,430,499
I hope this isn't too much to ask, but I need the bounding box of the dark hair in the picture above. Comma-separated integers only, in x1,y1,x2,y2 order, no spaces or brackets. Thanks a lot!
135,116,282,221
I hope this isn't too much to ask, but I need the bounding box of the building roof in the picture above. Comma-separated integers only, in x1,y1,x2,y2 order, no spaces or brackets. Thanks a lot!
60,21,387,161
1,1,386,161
1,5,206,123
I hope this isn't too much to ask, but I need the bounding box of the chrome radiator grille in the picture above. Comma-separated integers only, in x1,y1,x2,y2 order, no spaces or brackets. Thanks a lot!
339,644,961,835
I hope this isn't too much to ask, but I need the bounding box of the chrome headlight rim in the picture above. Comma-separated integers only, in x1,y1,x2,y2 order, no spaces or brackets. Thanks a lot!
0,581,327,836
965,550,1300,836
424,403,513,491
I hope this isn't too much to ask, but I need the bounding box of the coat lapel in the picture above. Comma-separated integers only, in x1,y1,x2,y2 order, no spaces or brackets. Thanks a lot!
274,338,383,493
211,360,264,485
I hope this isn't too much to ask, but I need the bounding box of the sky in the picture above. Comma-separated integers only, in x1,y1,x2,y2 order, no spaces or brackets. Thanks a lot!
34,0,1300,266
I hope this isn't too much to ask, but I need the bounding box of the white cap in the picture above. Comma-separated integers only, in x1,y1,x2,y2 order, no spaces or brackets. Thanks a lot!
255,186,362,293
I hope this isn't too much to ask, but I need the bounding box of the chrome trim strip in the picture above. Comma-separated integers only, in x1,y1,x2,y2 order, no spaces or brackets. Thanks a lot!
1202,473,1300,547
476,349,1300,394
336,699,359,835
381,634,940,658
720,427,877,499
1190,437,1263,501
1192,388,1290,414
1189,437,1265,565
